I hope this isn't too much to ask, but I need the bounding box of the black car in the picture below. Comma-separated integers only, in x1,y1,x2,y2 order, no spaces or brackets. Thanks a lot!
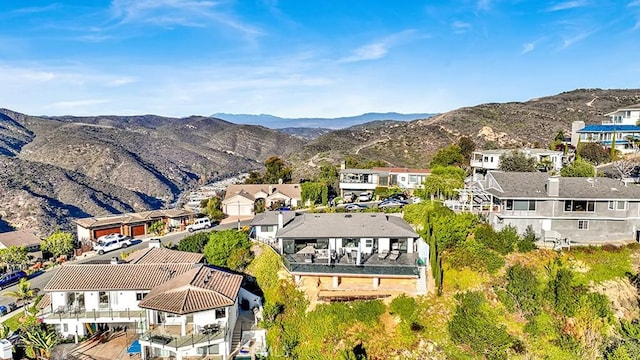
385,193,408,202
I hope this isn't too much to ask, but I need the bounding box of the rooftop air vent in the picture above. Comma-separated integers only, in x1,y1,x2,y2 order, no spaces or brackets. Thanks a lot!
344,214,352,218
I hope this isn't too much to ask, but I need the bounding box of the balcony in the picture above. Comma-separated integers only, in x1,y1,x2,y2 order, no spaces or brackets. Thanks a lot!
41,306,145,322
140,323,226,350
283,251,419,277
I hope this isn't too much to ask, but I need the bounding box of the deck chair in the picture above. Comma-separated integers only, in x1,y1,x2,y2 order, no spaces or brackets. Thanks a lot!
377,250,389,260
389,250,401,261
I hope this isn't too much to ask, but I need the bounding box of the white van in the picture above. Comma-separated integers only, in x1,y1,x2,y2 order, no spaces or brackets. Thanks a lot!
187,218,212,232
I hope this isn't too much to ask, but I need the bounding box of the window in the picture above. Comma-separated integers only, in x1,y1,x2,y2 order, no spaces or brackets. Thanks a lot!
283,240,295,254
365,239,373,247
136,292,148,301
610,200,627,211
400,176,406,182
506,200,535,211
409,175,417,183
99,291,109,308
261,225,275,232
564,200,595,212
215,308,226,319
63,324,68,332
578,220,589,230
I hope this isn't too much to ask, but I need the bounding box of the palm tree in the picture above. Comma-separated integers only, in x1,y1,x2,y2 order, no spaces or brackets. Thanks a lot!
21,328,58,360
3,278,38,313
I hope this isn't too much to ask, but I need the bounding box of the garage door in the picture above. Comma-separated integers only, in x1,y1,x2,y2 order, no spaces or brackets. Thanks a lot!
131,225,146,237
93,227,121,239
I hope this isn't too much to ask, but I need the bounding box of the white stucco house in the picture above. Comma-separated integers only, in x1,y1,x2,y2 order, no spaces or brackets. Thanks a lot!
222,184,302,217
572,104,640,154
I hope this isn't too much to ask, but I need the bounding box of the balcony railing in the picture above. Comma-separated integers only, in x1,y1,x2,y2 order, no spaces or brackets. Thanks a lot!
41,306,145,322
140,324,226,349
283,254,419,277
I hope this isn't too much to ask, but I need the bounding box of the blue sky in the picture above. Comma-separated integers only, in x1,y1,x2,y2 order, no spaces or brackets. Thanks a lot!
0,0,638,118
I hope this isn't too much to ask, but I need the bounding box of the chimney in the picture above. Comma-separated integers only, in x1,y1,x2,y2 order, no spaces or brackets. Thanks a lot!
268,185,273,194
547,177,559,197
110,257,120,265
149,238,162,249
340,161,346,170
277,211,284,229
278,178,283,184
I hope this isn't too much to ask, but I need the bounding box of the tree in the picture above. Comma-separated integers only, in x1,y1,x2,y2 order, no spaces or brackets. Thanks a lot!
419,166,465,200
41,231,74,259
203,196,225,221
561,159,595,177
614,160,639,179
264,156,293,184
554,130,566,142
4,278,38,314
430,144,465,168
505,264,541,315
203,230,253,270
0,246,29,271
499,150,537,172
148,220,165,236
458,136,476,164
578,142,610,165
177,232,210,253
301,182,328,205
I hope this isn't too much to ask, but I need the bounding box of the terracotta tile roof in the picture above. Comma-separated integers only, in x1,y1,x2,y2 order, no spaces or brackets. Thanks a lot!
0,230,41,248
44,263,196,291
37,294,51,310
223,184,302,204
74,209,195,228
139,265,243,315
126,247,204,265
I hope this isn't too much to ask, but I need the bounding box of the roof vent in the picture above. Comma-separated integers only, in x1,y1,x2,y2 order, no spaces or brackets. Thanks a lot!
370,214,377,217
344,214,352,218
611,187,618,191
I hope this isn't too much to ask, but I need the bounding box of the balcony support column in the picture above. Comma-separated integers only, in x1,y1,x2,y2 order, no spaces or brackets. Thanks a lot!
372,277,380,289
181,318,186,336
294,275,301,283
332,276,340,288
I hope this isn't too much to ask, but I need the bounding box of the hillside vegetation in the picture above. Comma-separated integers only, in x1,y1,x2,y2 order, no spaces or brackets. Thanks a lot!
291,89,640,179
247,201,640,360
0,109,305,235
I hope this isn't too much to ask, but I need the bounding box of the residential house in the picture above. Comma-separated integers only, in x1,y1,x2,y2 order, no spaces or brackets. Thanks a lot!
0,230,41,253
40,241,263,360
470,148,564,179
275,212,429,297
75,209,195,243
339,166,430,199
572,104,640,153
221,183,302,217
250,211,296,243
469,171,640,243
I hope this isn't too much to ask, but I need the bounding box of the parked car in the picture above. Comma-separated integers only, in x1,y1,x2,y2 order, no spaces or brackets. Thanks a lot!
186,217,212,232
277,206,292,211
358,192,372,202
385,193,408,202
8,302,17,312
0,271,27,289
93,235,132,255
344,203,368,211
378,199,409,209
0,305,7,316
96,233,121,243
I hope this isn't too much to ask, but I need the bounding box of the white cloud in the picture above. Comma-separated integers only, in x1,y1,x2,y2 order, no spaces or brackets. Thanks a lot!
548,0,589,11
452,21,472,33
476,0,492,11
338,30,417,63
561,30,595,48
108,0,262,36
629,0,640,7
521,42,535,54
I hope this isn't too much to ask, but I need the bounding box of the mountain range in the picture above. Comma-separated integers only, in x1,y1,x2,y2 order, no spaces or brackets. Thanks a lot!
1,88,640,236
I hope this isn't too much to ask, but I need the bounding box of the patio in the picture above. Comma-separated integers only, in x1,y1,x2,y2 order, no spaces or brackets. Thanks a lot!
140,323,225,349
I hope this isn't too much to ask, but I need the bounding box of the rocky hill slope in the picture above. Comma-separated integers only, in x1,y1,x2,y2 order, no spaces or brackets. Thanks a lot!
0,109,305,235
291,89,640,178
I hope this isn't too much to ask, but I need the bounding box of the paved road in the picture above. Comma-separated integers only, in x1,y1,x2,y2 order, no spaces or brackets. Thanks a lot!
0,229,208,313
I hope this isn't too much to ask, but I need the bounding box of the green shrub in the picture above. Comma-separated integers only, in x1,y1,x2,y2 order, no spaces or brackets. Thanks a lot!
448,239,505,274
518,225,537,252
505,263,541,315
448,291,519,359
177,231,211,253
389,294,417,321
